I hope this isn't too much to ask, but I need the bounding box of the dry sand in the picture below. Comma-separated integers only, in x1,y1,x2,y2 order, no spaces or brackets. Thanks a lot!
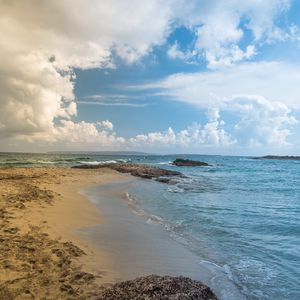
0,166,131,299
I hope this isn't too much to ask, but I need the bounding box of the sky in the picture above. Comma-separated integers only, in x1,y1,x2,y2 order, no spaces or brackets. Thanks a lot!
1,0,300,155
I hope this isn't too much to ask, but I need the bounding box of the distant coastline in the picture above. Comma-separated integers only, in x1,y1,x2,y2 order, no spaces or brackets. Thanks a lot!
253,155,300,161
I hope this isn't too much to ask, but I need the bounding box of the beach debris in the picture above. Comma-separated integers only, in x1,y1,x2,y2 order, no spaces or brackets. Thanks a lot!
97,274,218,300
172,158,211,167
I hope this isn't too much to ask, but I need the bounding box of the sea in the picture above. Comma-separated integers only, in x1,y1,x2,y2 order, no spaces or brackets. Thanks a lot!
1,152,299,300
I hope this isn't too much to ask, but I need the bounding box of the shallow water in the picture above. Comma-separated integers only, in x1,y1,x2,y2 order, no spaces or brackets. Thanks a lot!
1,153,299,299
127,156,300,300
81,181,245,300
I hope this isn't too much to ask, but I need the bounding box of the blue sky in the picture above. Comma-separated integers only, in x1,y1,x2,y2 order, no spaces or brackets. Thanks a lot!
1,0,300,154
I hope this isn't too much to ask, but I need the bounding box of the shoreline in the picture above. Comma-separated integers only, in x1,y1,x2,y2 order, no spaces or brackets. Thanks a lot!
81,179,245,300
0,166,219,299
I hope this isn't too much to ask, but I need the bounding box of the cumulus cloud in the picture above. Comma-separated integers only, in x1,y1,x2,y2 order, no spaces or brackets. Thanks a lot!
128,95,297,149
0,0,298,151
52,120,124,146
0,0,174,143
97,120,114,131
0,49,76,137
137,61,299,146
228,95,297,146
15,120,125,150
129,108,234,149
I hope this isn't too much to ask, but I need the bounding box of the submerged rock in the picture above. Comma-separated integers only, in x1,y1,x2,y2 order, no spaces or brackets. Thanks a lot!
73,163,182,180
172,158,211,167
97,275,218,300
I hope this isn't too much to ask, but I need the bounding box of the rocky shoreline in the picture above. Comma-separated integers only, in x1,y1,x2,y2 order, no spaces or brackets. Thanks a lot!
73,162,183,182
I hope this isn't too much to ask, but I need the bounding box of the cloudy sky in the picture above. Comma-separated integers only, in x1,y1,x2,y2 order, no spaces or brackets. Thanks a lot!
1,0,300,155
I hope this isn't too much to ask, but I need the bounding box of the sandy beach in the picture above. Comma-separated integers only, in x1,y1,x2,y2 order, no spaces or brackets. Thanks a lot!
0,166,220,300
0,167,132,299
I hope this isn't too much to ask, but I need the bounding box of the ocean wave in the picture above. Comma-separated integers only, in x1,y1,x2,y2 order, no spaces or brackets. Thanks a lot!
37,160,56,164
228,258,279,300
198,260,247,300
157,161,172,165
0,161,35,165
125,192,184,233
167,186,185,193
78,159,129,165
165,176,223,194
117,158,129,163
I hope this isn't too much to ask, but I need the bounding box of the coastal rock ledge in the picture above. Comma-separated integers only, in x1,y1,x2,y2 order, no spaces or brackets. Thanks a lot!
97,275,219,300
73,163,182,180
172,158,211,167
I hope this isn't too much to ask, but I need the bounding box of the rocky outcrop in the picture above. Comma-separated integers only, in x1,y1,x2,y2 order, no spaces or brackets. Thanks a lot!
252,155,300,161
172,158,211,167
97,275,219,300
73,163,182,181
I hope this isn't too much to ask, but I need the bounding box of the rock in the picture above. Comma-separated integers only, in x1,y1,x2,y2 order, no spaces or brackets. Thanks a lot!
155,177,172,184
97,275,218,300
172,158,211,167
73,163,182,181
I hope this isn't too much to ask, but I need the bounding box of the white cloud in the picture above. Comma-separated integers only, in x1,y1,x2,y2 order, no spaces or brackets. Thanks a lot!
11,115,234,152
129,108,234,149
78,101,148,108
15,120,125,150
169,0,290,67
98,120,114,131
0,0,298,151
127,95,297,150
147,61,300,109
138,61,299,146
167,42,187,60
0,51,76,138
0,0,174,142
78,94,148,107
167,42,196,61
204,45,257,69
52,120,124,146
228,95,297,146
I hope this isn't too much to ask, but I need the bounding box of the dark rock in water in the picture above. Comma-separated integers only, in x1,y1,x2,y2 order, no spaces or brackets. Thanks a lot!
97,275,218,300
252,155,300,161
172,158,211,167
72,163,182,181
155,177,173,184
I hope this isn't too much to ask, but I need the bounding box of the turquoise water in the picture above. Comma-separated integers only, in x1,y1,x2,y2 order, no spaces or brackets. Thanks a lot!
1,153,299,299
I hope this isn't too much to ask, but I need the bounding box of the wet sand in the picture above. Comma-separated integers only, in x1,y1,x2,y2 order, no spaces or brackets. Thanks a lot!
80,180,204,280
